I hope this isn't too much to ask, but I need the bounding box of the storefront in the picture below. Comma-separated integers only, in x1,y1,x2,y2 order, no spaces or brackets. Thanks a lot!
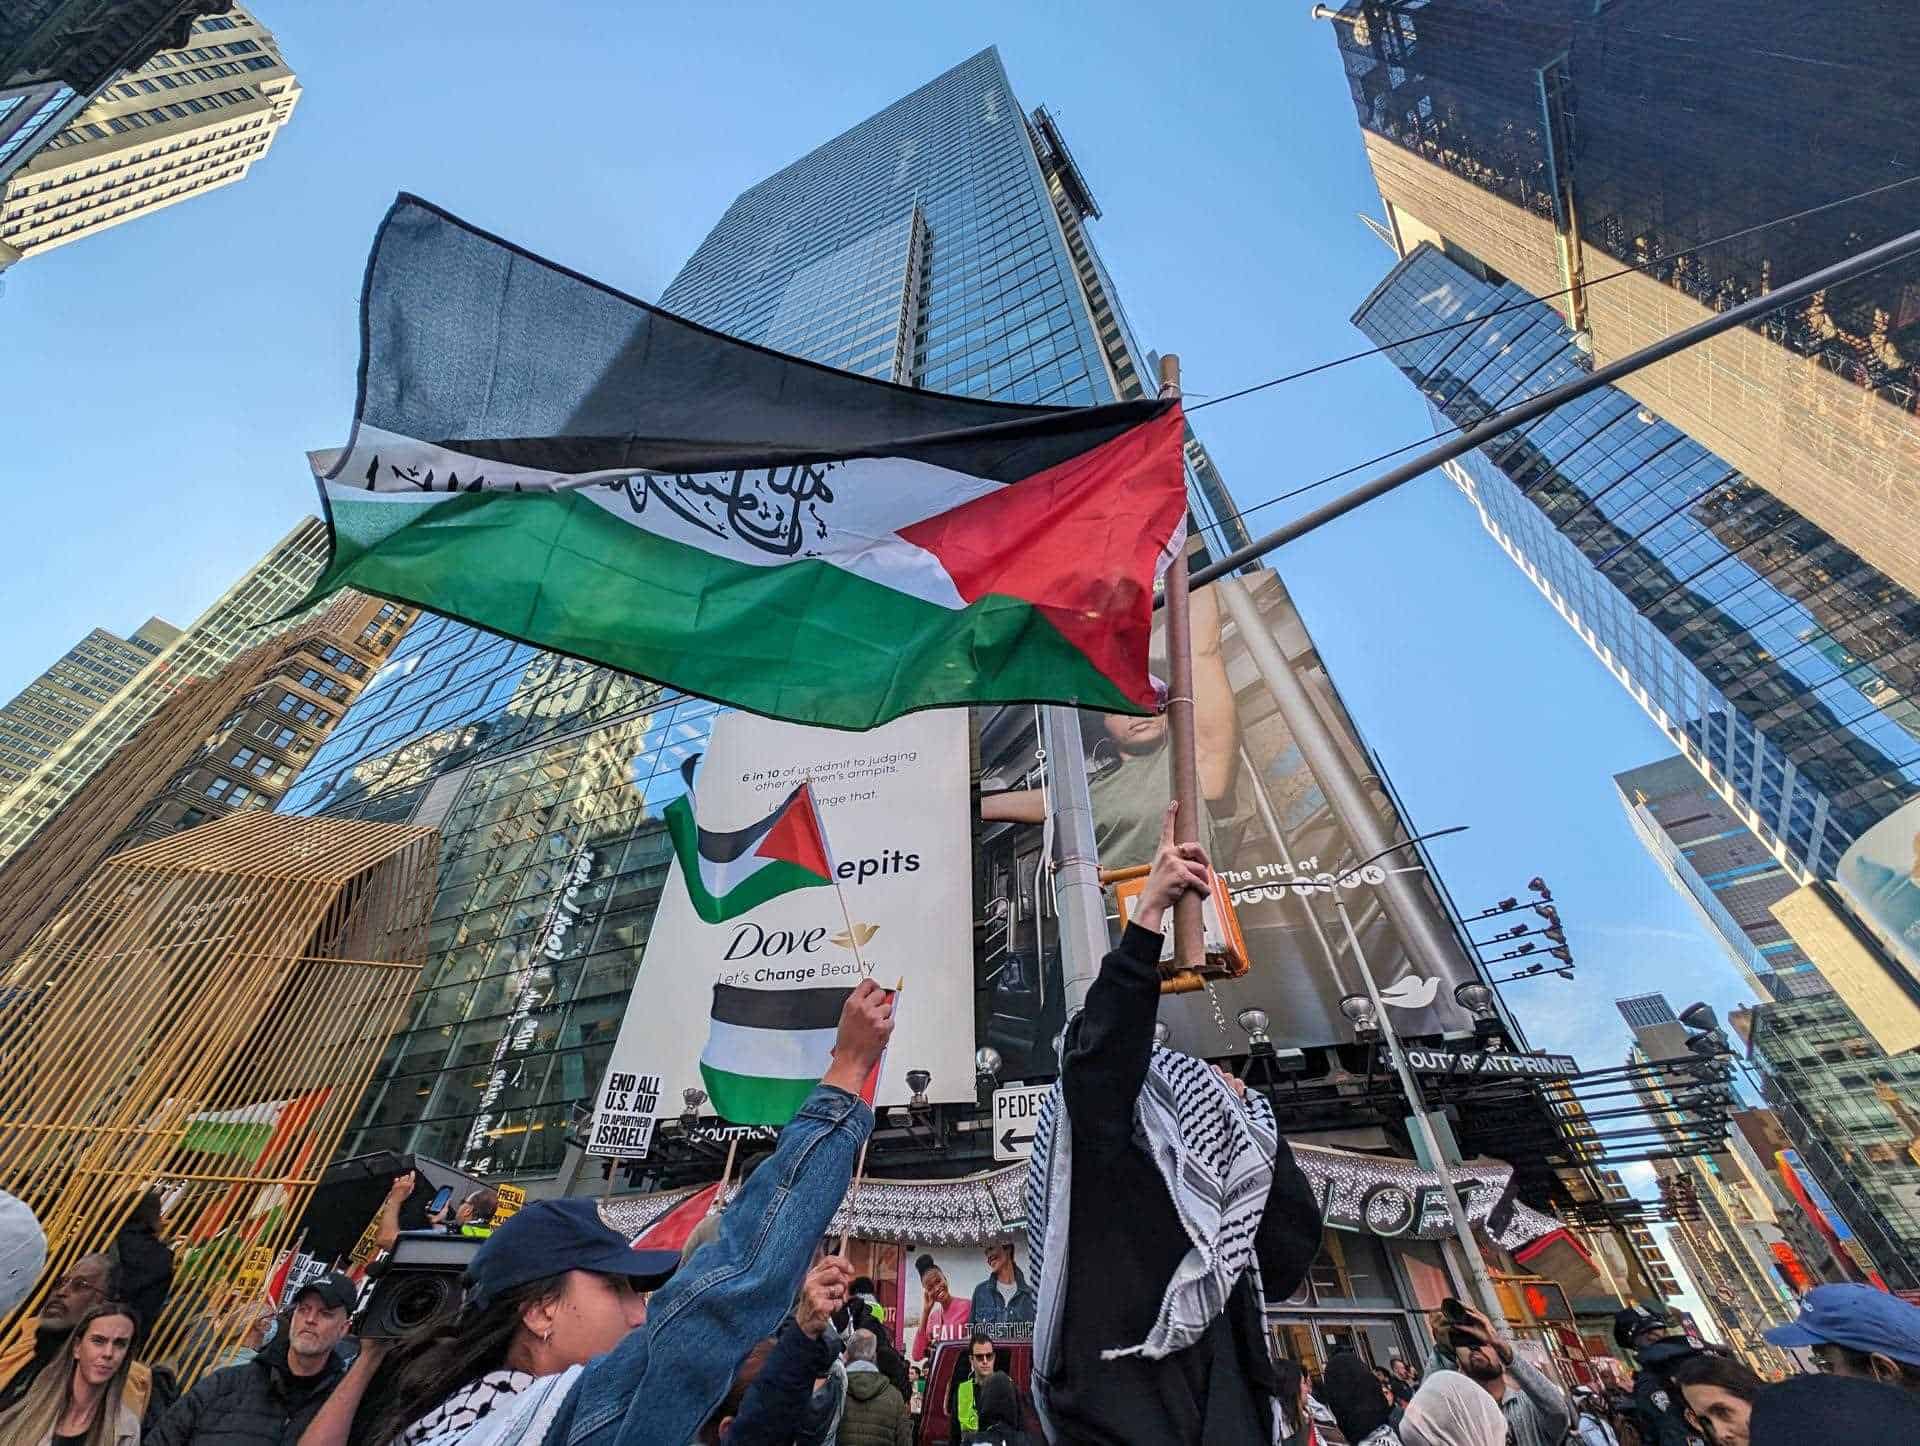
600,1137,1584,1380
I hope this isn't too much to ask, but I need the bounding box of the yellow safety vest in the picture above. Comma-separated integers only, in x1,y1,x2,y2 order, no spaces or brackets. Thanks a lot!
957,1376,979,1433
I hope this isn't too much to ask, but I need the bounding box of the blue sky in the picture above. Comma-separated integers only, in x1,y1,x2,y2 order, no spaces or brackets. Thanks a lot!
0,1,1749,1238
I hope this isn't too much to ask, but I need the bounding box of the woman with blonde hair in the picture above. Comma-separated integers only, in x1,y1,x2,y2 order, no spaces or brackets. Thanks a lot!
0,1299,141,1445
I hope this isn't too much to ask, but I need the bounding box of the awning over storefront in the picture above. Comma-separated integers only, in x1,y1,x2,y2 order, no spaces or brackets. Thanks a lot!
597,1139,1567,1251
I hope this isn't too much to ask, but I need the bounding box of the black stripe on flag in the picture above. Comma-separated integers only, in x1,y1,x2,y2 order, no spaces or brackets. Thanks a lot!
341,195,1168,487
693,784,805,864
711,983,851,1033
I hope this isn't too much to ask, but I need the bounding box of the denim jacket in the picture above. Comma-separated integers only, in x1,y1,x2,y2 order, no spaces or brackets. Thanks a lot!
550,1082,872,1446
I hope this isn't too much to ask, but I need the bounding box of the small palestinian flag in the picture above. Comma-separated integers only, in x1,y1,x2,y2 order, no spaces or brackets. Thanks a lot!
296,196,1186,732
666,781,833,925
700,984,857,1125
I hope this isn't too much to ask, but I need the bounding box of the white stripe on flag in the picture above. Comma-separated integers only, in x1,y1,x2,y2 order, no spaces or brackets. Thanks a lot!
699,1019,838,1081
316,426,1005,610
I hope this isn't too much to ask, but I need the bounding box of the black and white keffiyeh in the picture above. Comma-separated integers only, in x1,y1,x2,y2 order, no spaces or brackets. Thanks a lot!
397,1369,538,1445
1027,1044,1279,1392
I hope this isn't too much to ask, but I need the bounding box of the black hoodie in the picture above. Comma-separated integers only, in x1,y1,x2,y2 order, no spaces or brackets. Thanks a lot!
146,1328,349,1446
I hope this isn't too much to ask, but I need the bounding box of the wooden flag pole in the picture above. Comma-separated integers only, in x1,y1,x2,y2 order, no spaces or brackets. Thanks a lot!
838,975,901,1254
717,1137,740,1204
1158,353,1204,972
838,1139,870,1257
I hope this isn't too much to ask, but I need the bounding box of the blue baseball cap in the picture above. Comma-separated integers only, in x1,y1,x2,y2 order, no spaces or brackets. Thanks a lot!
1764,1284,1920,1366
466,1199,679,1308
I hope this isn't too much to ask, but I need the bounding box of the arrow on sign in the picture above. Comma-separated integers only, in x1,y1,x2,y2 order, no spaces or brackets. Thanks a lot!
1000,1128,1034,1154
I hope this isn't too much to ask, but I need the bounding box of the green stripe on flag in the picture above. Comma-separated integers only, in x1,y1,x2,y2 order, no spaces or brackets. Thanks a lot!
310,490,1136,732
180,1121,275,1159
699,1062,820,1126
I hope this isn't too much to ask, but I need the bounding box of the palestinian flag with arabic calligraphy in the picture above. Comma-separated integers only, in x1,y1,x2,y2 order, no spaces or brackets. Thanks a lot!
296,195,1186,732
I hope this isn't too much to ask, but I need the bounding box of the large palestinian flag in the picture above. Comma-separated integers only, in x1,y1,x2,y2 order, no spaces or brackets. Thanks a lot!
298,196,1186,731
665,781,834,924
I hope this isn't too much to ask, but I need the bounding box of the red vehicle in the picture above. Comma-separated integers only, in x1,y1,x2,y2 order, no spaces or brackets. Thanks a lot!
917,1338,1039,1445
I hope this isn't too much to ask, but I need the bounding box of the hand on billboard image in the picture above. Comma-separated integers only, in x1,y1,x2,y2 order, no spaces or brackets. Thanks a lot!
977,584,1240,872
824,978,895,1096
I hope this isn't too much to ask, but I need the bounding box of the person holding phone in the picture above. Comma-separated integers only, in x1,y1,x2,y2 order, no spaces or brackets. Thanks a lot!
1427,1300,1570,1446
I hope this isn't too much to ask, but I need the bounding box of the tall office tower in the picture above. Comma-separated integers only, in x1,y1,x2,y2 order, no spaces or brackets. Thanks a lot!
1351,242,1920,886
0,6,296,263
1614,995,1804,1365
0,593,407,961
0,616,179,796
0,2,234,193
0,516,330,867
1593,1168,1688,1301
291,47,1246,1179
1318,1,1920,595
1736,991,1920,1287
1615,757,1826,1001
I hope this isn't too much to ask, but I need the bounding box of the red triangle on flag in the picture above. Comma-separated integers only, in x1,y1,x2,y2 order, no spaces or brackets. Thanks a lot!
753,783,833,880
632,1183,724,1253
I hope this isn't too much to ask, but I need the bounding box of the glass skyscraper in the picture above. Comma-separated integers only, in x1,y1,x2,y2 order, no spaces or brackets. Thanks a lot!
1352,242,1920,880
292,47,1215,1177
1615,756,1824,1001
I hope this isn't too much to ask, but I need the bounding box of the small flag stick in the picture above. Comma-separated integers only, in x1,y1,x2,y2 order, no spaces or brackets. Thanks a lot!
839,976,902,1253
717,1137,740,1203
805,773,871,978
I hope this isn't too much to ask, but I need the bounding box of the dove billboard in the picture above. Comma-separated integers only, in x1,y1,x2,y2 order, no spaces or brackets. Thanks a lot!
588,708,974,1152
977,567,1480,1072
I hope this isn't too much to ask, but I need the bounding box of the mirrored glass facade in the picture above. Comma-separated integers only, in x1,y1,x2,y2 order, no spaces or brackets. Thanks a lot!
1750,993,1920,1286
292,47,1210,1178
661,47,1110,407
1353,243,1920,877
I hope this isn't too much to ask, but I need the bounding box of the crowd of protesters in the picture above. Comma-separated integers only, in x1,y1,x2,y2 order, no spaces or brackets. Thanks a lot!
5,821,1920,1443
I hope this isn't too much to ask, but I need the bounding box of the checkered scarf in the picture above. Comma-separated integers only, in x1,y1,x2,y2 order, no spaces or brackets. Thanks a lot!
1027,1044,1278,1423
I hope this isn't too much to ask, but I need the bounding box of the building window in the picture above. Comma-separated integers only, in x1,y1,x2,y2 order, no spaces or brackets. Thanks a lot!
232,747,257,770
205,777,233,800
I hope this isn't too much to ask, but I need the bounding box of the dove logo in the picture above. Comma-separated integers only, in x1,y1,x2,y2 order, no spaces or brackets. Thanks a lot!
1376,975,1442,1011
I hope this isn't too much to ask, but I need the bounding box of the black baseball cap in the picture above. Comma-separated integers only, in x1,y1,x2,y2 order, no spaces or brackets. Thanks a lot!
466,1199,679,1308
293,1271,358,1314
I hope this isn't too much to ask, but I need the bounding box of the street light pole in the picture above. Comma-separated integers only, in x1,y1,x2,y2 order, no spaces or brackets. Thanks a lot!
1319,831,1511,1334
1248,828,1509,1329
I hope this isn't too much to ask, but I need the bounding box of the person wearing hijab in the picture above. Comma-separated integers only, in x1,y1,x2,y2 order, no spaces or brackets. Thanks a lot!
1399,1371,1510,1446
1321,1352,1398,1446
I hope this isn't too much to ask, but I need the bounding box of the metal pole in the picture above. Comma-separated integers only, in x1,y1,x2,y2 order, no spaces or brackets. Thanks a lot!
1179,223,1920,593
1334,892,1509,1332
1158,354,1205,971
1214,575,1470,991
1046,706,1113,1021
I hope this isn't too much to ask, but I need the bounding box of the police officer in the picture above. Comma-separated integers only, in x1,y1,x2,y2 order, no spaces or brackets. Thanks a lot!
1615,1305,1705,1446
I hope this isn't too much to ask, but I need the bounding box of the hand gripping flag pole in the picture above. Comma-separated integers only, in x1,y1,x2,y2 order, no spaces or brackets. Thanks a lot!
839,977,901,1257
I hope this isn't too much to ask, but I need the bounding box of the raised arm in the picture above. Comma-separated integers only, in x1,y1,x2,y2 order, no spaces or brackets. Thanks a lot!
723,1262,850,1446
1062,804,1210,1153
980,789,1045,825
297,1341,389,1446
576,981,890,1446
1188,585,1239,804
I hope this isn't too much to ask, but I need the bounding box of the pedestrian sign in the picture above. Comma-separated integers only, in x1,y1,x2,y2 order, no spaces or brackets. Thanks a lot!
991,1083,1049,1163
